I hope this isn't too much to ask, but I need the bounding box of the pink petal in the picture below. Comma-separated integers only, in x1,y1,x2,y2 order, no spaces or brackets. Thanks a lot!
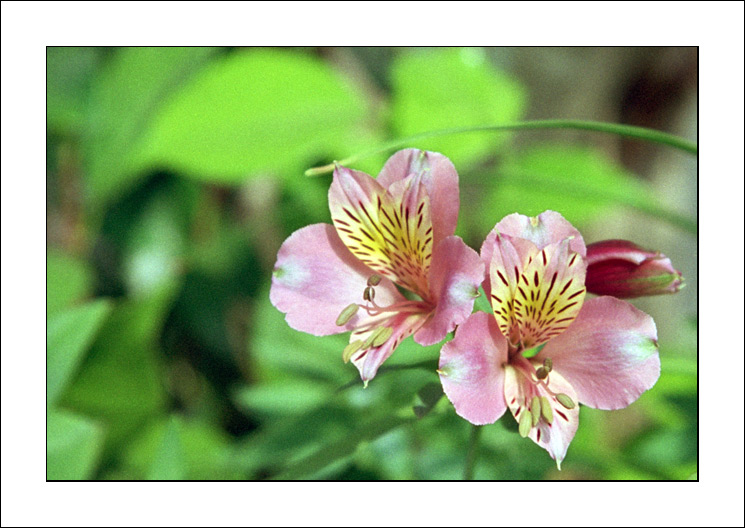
483,232,586,348
329,164,432,297
538,296,660,410
414,236,484,346
351,311,429,382
484,232,538,343
504,363,580,469
512,239,587,348
377,149,459,249
270,223,404,336
495,210,586,256
438,312,509,425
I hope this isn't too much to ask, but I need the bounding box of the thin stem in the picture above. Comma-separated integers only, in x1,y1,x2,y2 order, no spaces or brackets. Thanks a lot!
463,424,483,480
305,119,697,177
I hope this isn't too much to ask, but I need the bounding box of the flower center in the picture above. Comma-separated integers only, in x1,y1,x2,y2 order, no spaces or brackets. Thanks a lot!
508,353,575,438
336,274,430,367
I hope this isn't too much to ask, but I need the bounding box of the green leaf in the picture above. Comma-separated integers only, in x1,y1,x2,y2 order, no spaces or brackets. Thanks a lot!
84,46,220,207
47,409,104,480
136,48,371,183
47,299,112,406
390,47,527,167
412,382,444,419
147,416,186,480
46,249,96,315
123,417,237,480
60,282,178,450
47,47,100,135
273,414,415,480
233,380,330,417
477,144,695,233
122,191,187,296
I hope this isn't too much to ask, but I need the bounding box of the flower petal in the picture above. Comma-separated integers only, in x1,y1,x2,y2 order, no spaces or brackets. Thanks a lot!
377,149,459,249
486,234,586,347
495,210,586,256
538,296,660,410
270,223,404,336
414,236,484,346
485,232,538,343
513,239,587,348
350,311,429,382
329,165,432,297
504,364,579,469
438,312,509,425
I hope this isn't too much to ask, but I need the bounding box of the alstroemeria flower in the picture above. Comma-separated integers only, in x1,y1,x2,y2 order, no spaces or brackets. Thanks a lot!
585,239,684,298
438,211,660,467
271,149,484,383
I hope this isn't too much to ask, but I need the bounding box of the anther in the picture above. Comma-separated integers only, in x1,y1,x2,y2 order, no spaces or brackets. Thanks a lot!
540,396,554,425
543,357,553,372
518,409,533,438
371,326,393,347
342,340,363,363
363,286,375,302
556,393,575,409
363,326,389,349
535,367,549,380
367,274,382,286
336,303,359,326
530,396,541,427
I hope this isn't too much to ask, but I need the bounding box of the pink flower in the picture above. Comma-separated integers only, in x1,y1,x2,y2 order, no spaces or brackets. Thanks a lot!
271,149,484,383
585,239,684,298
438,211,660,467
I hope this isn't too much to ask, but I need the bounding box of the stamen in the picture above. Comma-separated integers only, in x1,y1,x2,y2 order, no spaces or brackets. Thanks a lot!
518,409,533,438
367,274,382,286
530,396,541,427
363,286,375,302
336,303,359,326
363,326,389,349
540,396,554,425
535,367,549,380
342,340,363,363
361,299,429,316
543,357,553,371
371,326,393,347
556,393,575,409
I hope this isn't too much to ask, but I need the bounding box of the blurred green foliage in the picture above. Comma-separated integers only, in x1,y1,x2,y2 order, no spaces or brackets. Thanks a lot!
47,46,697,480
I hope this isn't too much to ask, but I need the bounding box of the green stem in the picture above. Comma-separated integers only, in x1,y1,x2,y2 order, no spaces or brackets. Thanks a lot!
305,119,697,176
463,424,483,480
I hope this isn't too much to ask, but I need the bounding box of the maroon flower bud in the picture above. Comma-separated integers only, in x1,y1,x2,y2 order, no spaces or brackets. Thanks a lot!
585,240,684,298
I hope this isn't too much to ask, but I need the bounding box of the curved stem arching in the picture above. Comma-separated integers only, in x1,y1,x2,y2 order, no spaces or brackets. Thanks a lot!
305,119,697,177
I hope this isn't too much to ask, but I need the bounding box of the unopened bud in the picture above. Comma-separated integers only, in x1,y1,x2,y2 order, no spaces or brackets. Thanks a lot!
336,303,359,326
585,240,684,299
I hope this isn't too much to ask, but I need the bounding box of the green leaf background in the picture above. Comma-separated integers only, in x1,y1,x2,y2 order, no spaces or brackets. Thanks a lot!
46,46,697,480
